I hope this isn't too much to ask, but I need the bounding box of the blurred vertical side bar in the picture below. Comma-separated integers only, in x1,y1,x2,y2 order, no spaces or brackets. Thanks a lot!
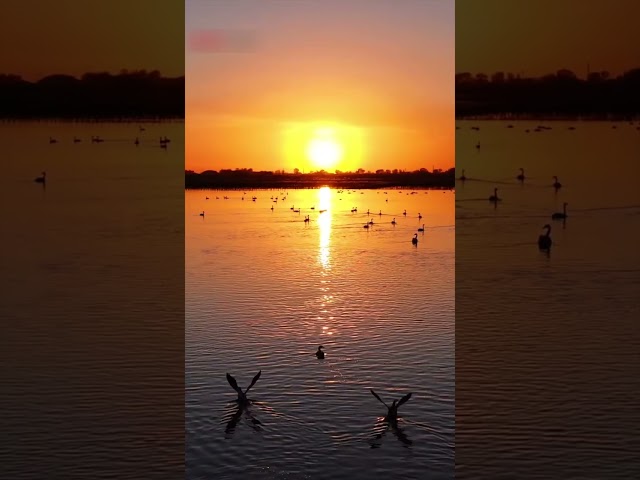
0,1,185,478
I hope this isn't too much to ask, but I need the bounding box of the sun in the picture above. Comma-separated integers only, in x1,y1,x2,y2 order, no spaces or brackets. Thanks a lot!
307,129,343,169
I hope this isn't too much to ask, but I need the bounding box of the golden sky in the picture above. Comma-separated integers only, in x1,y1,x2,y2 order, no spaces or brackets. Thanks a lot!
0,0,184,80
186,0,454,173
456,0,640,78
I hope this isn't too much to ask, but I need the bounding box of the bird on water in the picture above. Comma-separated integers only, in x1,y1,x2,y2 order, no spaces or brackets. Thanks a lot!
538,224,552,250
517,168,525,182
316,346,325,359
412,233,418,245
459,169,466,181
553,176,562,190
552,203,568,220
34,171,46,184
226,370,262,405
489,188,500,202
370,389,412,424
418,224,425,232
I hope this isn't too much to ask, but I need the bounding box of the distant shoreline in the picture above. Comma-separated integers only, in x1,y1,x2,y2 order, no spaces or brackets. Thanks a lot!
456,68,640,119
455,114,639,121
185,170,455,190
0,116,185,122
0,71,184,119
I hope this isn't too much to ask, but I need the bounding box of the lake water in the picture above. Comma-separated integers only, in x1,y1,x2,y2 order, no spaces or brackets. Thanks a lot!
0,121,185,479
455,120,640,478
186,187,455,479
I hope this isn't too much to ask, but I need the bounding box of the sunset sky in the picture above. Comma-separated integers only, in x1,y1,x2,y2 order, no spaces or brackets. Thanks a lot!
0,0,184,81
186,0,454,173
456,0,640,78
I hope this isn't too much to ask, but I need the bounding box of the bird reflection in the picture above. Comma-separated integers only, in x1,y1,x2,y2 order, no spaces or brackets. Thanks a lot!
223,402,263,437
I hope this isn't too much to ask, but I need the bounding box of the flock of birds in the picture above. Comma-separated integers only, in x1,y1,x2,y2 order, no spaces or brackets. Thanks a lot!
200,190,431,246
225,345,413,439
35,127,172,185
458,166,569,252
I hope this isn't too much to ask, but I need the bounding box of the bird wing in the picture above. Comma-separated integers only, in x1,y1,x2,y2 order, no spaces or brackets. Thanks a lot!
397,392,412,407
370,389,388,408
245,370,262,394
226,373,243,395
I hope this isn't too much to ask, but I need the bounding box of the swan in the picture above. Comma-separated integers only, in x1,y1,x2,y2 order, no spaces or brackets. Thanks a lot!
553,176,562,189
304,215,310,223
73,136,81,143
391,218,396,225
134,137,139,146
552,202,568,220
226,371,261,405
489,188,500,202
418,213,422,220
411,234,418,245
363,224,370,229
368,218,374,225
403,209,407,216
517,168,525,181
34,171,46,183
199,211,205,217
476,142,480,149
316,346,325,359
370,389,412,424
459,169,466,181
418,224,425,232
49,137,57,144
538,224,552,250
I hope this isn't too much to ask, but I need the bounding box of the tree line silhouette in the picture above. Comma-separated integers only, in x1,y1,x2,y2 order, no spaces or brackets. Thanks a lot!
0,70,184,119
456,68,640,118
185,168,455,190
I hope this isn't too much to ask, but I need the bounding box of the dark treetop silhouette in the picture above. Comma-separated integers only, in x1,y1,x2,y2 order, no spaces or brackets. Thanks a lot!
456,68,640,119
185,168,455,190
0,70,184,119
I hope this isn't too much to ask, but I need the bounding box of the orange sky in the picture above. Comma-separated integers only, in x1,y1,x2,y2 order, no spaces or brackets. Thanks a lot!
0,1,184,81
186,0,454,173
456,0,640,78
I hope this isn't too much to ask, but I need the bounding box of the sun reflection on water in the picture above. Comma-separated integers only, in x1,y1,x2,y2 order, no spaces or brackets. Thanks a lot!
317,187,332,270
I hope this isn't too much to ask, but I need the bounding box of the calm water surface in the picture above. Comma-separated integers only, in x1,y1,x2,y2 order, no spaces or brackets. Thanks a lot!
186,187,455,479
456,120,640,478
1,121,184,479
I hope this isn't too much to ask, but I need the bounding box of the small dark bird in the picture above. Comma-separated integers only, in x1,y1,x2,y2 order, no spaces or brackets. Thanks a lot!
517,168,525,182
538,224,552,250
553,176,562,189
226,370,262,405
552,203,568,220
316,346,325,359
199,211,205,217
418,224,425,232
489,188,500,202
412,233,418,245
370,389,412,424
459,169,466,181
34,171,46,183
